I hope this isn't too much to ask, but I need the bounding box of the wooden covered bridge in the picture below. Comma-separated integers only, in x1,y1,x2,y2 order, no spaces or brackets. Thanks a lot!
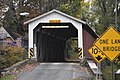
24,9,98,62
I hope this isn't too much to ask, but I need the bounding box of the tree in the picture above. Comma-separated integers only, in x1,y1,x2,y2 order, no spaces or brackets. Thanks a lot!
91,0,114,34
13,0,68,35
1,0,69,35
59,0,120,35
89,0,120,34
3,0,18,32
0,45,27,69
59,0,90,19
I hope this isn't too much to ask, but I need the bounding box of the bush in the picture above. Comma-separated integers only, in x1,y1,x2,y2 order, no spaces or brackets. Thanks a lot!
102,66,112,80
102,65,118,80
0,75,16,80
115,57,120,69
0,51,7,69
0,45,27,69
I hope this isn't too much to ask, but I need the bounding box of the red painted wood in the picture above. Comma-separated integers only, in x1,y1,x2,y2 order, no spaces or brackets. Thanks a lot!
83,28,97,58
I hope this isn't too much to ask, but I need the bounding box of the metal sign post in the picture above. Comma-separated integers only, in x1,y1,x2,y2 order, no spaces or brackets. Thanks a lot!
111,62,114,80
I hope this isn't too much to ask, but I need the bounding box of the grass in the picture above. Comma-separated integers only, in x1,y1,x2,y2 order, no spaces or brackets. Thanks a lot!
0,75,16,80
70,77,94,80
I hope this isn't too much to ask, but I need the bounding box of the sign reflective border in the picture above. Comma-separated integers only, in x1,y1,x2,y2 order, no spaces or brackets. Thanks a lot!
94,27,120,62
89,45,106,63
30,48,34,58
78,48,82,59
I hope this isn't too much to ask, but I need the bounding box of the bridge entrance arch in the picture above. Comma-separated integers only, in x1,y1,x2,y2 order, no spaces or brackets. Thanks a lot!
24,9,98,62
34,23,78,62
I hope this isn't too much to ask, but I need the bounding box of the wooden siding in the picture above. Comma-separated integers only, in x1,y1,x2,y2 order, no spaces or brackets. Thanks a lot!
83,28,97,58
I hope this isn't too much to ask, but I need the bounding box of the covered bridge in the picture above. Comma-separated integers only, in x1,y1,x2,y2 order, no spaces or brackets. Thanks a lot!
24,9,98,62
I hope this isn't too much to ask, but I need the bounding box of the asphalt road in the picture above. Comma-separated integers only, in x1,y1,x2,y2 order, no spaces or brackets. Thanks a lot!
18,63,91,80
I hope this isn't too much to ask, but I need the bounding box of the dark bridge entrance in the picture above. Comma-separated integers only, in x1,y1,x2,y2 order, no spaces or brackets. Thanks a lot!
33,23,78,62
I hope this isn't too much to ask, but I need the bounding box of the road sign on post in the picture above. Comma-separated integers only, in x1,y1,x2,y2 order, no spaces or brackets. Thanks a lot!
88,27,120,80
94,27,120,62
89,45,106,63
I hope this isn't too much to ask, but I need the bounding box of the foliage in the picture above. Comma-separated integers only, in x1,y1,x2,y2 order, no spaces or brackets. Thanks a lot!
1,0,120,35
0,75,16,80
59,0,120,35
3,0,19,32
0,0,69,35
69,53,78,60
115,57,120,68
59,0,90,19
87,0,120,34
90,0,115,34
102,65,118,80
0,45,27,69
0,49,7,69
101,58,120,80
102,66,112,80
65,38,78,60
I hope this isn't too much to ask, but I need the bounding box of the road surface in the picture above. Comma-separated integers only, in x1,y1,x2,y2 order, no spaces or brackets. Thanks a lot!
18,63,91,80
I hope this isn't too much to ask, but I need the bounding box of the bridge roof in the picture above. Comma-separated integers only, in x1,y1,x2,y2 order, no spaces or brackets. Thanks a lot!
24,9,86,25
24,9,98,39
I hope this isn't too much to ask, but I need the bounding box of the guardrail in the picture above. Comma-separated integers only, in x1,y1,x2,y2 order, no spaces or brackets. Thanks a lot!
86,60,102,80
1,59,29,76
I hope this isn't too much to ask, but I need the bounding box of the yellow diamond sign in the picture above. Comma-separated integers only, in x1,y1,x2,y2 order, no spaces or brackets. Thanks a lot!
89,45,106,63
95,27,120,62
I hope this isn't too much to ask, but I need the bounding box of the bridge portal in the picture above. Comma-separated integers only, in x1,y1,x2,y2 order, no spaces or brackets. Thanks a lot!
24,9,98,62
